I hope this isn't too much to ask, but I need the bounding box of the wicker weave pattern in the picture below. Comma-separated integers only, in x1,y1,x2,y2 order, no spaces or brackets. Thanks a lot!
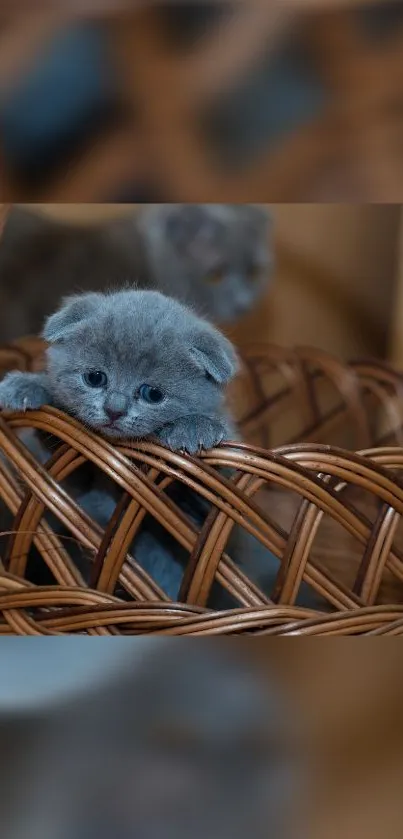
1,338,403,634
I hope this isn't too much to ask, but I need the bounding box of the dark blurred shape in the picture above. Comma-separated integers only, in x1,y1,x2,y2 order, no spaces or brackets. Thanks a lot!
110,182,164,202
354,0,403,41
205,31,326,170
0,22,124,191
160,1,232,48
0,640,301,839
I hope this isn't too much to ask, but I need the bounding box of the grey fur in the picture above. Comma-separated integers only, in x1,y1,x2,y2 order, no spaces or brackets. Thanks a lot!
0,204,272,342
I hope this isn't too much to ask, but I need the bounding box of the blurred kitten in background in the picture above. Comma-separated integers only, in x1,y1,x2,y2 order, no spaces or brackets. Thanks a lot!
0,640,300,839
0,203,272,341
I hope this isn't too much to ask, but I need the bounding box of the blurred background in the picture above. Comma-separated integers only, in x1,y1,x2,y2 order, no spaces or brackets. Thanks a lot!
1,639,403,839
1,0,403,202
1,201,403,366
272,641,403,839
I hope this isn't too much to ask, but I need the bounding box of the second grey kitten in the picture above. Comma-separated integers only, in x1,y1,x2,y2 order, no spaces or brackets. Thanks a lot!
0,203,272,340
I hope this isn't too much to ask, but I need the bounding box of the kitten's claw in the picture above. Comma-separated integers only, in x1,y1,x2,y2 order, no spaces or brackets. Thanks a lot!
0,372,51,412
157,416,226,455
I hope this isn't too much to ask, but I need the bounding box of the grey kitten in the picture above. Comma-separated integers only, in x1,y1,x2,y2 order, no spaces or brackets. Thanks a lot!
0,641,300,839
0,289,241,598
0,203,272,341
0,288,238,451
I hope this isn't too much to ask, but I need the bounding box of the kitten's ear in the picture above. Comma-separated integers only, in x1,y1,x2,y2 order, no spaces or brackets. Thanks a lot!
190,324,239,384
43,293,102,343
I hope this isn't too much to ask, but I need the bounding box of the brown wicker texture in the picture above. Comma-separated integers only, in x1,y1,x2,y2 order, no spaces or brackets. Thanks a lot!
2,338,403,634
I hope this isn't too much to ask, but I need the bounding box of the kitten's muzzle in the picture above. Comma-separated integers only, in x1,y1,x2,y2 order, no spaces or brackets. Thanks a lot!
104,392,129,423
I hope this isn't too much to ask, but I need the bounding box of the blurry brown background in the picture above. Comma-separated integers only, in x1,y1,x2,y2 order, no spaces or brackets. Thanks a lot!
1,1,403,202
264,642,403,839
236,204,402,364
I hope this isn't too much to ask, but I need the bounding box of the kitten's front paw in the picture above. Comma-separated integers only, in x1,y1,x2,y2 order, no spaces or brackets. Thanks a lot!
157,416,227,454
0,372,51,412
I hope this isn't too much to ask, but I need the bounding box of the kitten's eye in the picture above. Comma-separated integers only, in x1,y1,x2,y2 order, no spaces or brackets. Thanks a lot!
206,267,225,284
83,371,108,388
138,384,165,404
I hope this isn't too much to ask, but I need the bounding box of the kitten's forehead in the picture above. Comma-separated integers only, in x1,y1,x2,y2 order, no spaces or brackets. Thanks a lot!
94,291,191,335
71,291,195,371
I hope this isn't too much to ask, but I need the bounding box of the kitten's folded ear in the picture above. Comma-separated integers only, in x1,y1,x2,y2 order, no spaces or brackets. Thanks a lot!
43,293,102,343
190,324,239,385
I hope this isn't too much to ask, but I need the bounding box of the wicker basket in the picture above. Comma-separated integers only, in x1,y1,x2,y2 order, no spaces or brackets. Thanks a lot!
1,337,403,635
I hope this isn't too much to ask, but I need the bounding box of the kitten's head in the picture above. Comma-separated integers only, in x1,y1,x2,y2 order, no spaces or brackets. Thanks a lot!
139,204,272,323
43,289,238,440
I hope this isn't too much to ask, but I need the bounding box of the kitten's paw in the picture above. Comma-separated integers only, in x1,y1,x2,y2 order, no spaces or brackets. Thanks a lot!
157,416,227,454
0,372,51,412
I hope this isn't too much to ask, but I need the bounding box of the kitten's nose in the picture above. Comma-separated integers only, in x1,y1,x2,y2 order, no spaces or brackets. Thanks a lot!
104,394,128,422
105,406,125,422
